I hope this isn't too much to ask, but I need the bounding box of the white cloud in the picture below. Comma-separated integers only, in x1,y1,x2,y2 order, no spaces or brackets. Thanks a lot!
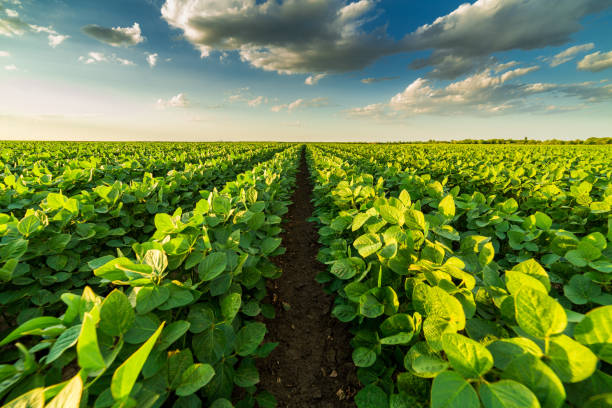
0,9,69,48
227,87,267,107
305,74,327,85
78,52,135,66
0,7,29,36
578,51,612,72
116,57,135,66
48,34,69,48
550,43,594,67
5,64,17,71
493,61,519,73
0,50,9,57
247,96,266,107
404,0,611,78
82,22,144,47
161,0,400,75
348,64,611,118
271,97,329,112
78,52,107,64
146,52,158,67
157,93,189,109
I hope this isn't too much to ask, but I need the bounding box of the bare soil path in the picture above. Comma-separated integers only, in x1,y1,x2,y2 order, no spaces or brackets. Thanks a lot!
257,147,359,407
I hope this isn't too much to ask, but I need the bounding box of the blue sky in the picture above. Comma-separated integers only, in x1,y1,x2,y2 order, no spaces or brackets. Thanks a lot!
1,0,611,141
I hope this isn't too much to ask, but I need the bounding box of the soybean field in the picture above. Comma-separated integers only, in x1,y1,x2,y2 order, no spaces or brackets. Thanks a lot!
0,142,611,408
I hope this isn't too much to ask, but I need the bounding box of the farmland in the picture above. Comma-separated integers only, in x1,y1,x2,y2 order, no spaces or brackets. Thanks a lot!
0,142,611,408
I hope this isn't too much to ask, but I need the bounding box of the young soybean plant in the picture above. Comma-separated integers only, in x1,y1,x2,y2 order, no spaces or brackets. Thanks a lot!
0,286,213,408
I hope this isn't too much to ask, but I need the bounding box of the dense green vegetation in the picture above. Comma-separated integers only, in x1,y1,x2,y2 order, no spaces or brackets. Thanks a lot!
309,143,612,408
0,142,298,407
1,141,611,408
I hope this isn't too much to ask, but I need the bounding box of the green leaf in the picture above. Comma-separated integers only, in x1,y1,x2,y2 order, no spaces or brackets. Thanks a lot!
515,287,566,339
487,338,543,370
505,270,547,295
547,334,598,383
438,195,456,218
235,322,266,357
379,205,405,225
46,324,81,364
420,285,466,331
176,363,215,397
578,241,602,262
355,384,388,408
501,198,518,214
212,196,231,215
353,233,382,258
564,275,601,305
574,306,612,364
511,259,550,292
352,347,376,367
169,349,194,389
155,213,177,232
584,232,607,250
255,391,276,408
584,394,612,408
18,215,41,236
565,250,587,267
220,293,241,321
411,355,449,378
332,304,357,322
0,316,63,346
158,321,191,350
441,333,493,379
330,258,359,280
111,322,165,401
124,314,159,344
46,374,83,408
100,290,135,336
431,371,479,408
479,242,495,266
2,387,45,408
405,209,426,230
534,212,552,230
234,359,260,387
134,286,170,314
502,353,565,408
480,380,540,408
198,252,228,281
77,312,106,372
260,237,281,255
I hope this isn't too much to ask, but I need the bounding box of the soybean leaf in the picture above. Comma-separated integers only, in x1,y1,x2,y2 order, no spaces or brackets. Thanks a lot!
431,371,479,408
111,322,165,401
76,312,106,372
100,290,135,337
479,380,540,408
176,363,215,397
514,287,566,339
441,333,493,379
46,374,83,408
574,306,612,364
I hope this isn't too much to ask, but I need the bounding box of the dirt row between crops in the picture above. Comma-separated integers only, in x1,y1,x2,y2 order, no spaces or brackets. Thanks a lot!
257,148,359,407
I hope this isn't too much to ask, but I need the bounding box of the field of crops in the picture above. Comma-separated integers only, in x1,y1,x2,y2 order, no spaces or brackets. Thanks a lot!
0,142,610,408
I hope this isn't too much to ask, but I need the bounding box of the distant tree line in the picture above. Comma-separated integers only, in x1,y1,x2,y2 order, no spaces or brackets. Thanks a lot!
372,137,612,145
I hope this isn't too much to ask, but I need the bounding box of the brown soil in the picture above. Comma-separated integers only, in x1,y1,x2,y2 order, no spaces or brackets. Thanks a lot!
257,147,359,407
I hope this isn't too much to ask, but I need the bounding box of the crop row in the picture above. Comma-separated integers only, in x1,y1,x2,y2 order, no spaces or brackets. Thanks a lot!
307,144,611,408
0,145,301,407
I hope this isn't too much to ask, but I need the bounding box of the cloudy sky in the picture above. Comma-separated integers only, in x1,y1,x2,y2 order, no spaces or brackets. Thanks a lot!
1,0,611,141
